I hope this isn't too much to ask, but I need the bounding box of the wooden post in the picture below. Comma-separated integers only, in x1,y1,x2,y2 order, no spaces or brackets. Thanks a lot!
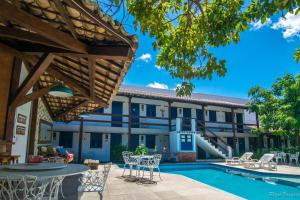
28,84,39,157
168,101,172,132
201,105,206,134
231,108,236,155
78,118,83,163
5,57,22,149
128,96,132,149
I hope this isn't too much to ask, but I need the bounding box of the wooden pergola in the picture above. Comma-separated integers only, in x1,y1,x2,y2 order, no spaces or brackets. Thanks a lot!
0,0,137,150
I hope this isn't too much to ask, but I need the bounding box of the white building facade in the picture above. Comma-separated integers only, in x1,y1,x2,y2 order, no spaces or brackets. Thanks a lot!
53,85,282,162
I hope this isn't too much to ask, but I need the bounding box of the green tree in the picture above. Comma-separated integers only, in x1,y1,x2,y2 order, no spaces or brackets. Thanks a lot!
248,74,300,142
102,0,300,95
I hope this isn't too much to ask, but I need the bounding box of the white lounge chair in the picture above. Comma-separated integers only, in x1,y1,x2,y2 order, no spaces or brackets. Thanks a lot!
290,152,299,165
226,152,253,165
243,153,277,171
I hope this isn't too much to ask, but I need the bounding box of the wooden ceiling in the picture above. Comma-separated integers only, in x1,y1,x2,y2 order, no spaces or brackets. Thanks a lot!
0,0,138,121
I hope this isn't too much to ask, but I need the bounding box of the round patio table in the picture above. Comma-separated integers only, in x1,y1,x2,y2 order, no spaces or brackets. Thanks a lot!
129,155,154,177
0,163,90,200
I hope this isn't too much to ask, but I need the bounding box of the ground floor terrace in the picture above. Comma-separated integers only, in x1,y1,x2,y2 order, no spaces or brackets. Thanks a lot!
52,122,291,162
60,163,300,200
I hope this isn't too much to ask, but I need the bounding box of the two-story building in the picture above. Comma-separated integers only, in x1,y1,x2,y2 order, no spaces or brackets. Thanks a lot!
52,85,284,162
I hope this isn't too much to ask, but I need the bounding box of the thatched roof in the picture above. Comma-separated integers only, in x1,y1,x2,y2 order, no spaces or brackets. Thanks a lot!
0,0,138,121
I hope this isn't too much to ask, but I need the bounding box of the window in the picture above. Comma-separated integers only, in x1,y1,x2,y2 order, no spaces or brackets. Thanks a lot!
146,135,156,149
209,110,217,122
59,132,73,148
146,104,156,117
171,107,177,119
225,112,232,123
94,107,104,113
90,133,102,148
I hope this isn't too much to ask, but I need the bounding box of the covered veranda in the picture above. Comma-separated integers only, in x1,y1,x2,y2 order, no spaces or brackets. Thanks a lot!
0,0,137,163
0,0,137,199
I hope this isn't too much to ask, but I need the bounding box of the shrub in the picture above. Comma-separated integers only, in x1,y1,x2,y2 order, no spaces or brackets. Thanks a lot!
134,144,148,155
111,145,128,163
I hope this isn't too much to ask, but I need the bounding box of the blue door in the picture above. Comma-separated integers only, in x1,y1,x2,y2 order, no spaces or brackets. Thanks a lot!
183,108,191,131
196,109,203,131
236,113,244,133
180,134,193,151
110,134,122,161
130,134,139,151
131,103,140,128
238,138,245,154
112,101,123,127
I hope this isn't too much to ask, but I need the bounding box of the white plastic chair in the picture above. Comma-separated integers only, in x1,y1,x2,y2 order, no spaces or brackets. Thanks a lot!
275,152,287,164
290,152,299,165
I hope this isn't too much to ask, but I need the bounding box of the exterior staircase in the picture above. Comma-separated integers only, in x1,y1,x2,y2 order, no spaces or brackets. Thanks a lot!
196,123,232,159
195,134,228,158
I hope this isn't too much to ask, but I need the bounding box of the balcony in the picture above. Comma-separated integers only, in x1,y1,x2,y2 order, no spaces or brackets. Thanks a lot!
58,113,256,135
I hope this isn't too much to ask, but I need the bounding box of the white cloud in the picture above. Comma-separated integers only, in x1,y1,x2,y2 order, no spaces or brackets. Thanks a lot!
272,10,300,39
147,82,168,89
155,65,162,70
251,18,272,30
136,53,152,63
172,84,181,90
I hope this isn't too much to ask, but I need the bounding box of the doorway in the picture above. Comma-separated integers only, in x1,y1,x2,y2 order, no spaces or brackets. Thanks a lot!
110,133,122,162
131,103,140,128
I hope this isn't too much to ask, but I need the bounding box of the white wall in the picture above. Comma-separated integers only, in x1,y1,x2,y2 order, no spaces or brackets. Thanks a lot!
11,63,32,163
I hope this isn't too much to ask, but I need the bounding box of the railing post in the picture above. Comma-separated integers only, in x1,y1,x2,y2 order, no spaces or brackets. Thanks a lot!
191,118,196,132
176,118,181,132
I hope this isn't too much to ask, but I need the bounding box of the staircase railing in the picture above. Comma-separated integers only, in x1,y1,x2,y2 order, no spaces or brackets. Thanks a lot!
197,120,230,156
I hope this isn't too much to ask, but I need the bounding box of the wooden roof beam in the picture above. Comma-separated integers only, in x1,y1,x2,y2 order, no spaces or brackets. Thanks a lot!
53,0,78,39
0,0,87,53
47,65,89,97
15,83,59,107
47,65,107,106
11,53,54,108
0,27,67,49
88,57,95,100
61,56,118,83
21,45,131,60
55,100,88,119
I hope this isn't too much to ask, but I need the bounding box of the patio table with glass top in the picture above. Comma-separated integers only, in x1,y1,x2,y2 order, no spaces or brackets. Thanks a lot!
0,163,90,199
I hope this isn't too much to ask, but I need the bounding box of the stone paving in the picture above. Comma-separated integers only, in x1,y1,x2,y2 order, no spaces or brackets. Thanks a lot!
62,164,243,200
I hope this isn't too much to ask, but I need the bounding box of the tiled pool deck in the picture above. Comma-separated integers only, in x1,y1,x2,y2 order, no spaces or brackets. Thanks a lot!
64,164,242,200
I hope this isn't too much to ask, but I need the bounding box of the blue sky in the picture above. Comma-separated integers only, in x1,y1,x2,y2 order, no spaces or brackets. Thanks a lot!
120,10,300,99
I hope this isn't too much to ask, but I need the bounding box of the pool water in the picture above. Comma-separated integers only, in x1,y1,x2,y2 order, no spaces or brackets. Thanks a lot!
167,168,300,200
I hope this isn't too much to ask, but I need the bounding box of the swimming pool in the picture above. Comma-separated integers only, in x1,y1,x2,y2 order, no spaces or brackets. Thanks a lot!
161,163,300,200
